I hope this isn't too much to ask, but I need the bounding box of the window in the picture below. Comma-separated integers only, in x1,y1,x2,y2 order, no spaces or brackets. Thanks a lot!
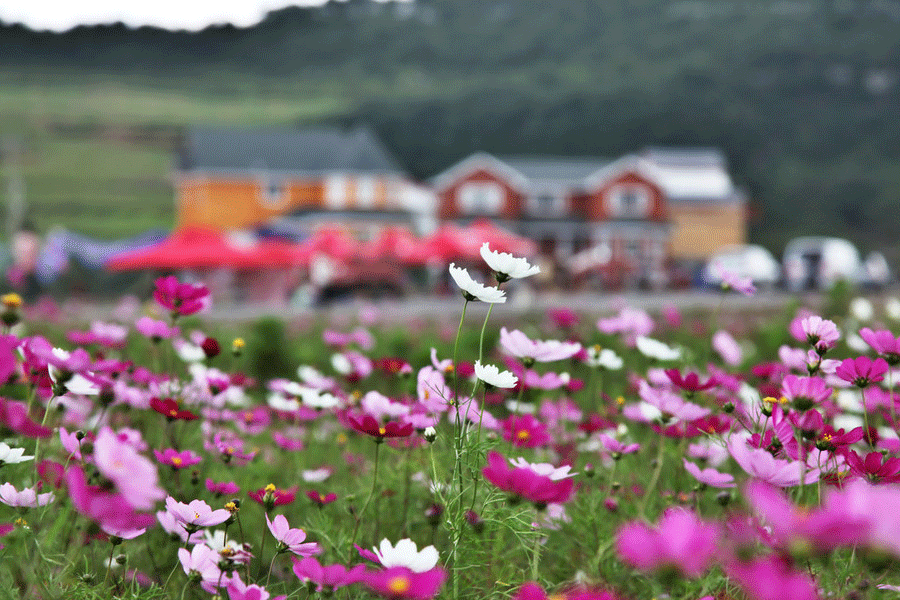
530,191,566,216
458,182,504,214
607,185,650,218
259,177,290,209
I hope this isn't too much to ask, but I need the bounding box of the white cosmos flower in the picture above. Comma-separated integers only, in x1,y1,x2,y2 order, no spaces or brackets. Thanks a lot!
474,360,518,388
448,264,506,303
585,347,623,370
508,457,576,480
373,538,439,573
0,442,32,465
635,336,682,361
480,243,540,279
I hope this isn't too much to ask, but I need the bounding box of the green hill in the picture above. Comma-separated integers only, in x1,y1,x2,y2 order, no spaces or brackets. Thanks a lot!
0,0,898,259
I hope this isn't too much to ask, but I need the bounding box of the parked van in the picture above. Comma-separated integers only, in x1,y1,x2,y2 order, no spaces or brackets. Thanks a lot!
783,237,861,292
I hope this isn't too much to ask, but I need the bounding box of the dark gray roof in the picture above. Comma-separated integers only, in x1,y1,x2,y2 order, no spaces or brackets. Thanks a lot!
641,147,727,168
179,126,405,175
496,155,611,183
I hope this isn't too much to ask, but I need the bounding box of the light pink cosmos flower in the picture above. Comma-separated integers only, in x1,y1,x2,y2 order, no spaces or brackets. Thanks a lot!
860,327,900,364
292,557,366,592
499,328,582,363
165,496,231,530
225,574,287,600
0,483,54,507
93,427,165,510
135,316,179,341
800,315,840,353
712,330,742,366
266,514,321,557
727,433,820,487
597,307,654,346
711,260,756,296
178,543,221,589
156,510,204,544
780,375,832,411
683,460,735,488
616,508,720,577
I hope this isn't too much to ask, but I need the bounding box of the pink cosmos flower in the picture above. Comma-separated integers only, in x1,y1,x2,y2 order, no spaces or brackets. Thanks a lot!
67,321,128,348
860,327,900,364
712,329,743,366
266,514,321,556
800,315,840,354
94,428,165,510
499,327,582,363
307,490,338,507
135,316,178,341
66,465,156,532
0,334,19,385
598,434,640,456
726,555,819,600
206,479,240,497
482,451,576,506
745,480,869,554
728,433,820,487
343,412,413,440
154,448,202,470
153,275,210,316
292,557,365,592
780,375,832,411
712,260,756,296
597,307,654,346
615,508,720,577
835,356,889,388
547,307,579,329
502,414,551,448
362,566,446,600
0,397,51,438
683,459,735,488
664,369,719,393
0,483,54,507
225,576,286,600
165,496,230,530
512,582,618,600
323,327,375,350
178,543,221,588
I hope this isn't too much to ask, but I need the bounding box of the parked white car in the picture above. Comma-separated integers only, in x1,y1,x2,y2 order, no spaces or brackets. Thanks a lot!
702,244,780,289
783,237,862,292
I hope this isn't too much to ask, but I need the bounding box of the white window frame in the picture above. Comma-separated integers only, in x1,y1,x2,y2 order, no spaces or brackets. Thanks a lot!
528,189,566,216
607,185,651,218
458,181,504,214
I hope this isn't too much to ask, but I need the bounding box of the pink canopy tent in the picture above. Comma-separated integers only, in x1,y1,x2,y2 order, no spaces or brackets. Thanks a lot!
358,226,422,264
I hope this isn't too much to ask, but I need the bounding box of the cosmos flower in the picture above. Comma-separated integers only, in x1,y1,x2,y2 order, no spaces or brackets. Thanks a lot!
800,315,840,354
499,328,582,363
502,414,551,448
363,566,446,600
727,433,819,487
480,243,540,280
859,328,900,364
292,557,365,592
482,451,576,506
372,538,439,573
165,496,231,530
615,508,720,577
726,555,819,600
94,428,165,511
154,448,202,470
711,260,756,296
0,483,54,507
0,442,32,465
153,276,210,316
635,336,682,361
835,356,889,388
448,264,506,303
683,460,735,488
473,361,518,388
266,514,320,557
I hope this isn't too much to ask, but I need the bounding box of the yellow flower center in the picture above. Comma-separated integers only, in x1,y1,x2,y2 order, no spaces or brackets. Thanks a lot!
244,411,254,423
171,457,183,467
1,293,22,309
14,517,26,526
168,409,178,417
616,396,625,405
516,430,530,441
387,576,411,594
444,364,455,374
225,502,237,512
378,427,387,436
265,483,277,493
763,396,788,405
232,338,245,349
336,433,348,445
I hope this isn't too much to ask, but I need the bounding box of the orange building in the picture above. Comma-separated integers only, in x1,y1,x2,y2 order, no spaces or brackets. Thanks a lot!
174,126,433,238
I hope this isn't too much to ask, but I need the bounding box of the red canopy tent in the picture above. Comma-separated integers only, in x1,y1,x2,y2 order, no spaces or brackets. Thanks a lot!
419,220,537,263
105,227,309,271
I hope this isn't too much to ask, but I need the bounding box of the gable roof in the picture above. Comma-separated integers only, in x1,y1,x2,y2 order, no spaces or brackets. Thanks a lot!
495,156,612,186
640,147,737,201
179,126,405,176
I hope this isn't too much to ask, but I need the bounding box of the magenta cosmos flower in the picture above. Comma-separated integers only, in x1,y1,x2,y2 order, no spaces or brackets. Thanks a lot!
502,414,551,448
846,450,900,484
154,448,202,470
780,375,832,412
482,451,576,506
664,369,719,393
292,557,365,592
835,356,889,388
249,484,297,509
499,327,582,363
153,275,210,316
66,465,156,532
616,508,720,578
513,582,618,600
362,566,446,600
726,555,819,600
745,480,869,555
860,327,900,364
343,412,413,441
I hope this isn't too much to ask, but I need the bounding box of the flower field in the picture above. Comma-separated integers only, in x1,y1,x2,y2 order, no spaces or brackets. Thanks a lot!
2,248,900,599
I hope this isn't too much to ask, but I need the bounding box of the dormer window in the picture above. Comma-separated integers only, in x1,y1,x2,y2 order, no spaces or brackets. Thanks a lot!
608,185,650,218
529,191,565,216
459,182,503,214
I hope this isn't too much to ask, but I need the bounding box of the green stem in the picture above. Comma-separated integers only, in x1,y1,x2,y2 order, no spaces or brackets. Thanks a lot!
640,437,666,520
477,303,495,364
348,441,381,558
530,525,542,581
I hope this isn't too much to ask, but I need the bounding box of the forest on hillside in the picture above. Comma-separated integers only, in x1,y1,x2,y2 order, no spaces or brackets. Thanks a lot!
1,0,899,252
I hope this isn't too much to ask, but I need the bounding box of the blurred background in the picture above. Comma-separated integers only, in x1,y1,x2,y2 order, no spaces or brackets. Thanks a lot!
0,0,897,307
